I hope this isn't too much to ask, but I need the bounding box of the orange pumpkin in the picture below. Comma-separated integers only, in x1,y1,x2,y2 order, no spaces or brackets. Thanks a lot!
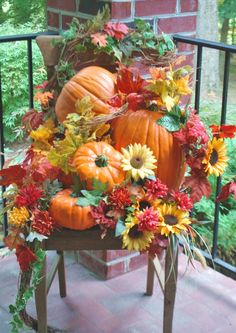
49,189,95,230
72,141,125,192
55,66,116,122
111,109,186,190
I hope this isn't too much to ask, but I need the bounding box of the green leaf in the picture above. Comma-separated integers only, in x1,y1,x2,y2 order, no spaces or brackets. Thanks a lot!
112,46,123,61
77,197,91,207
75,44,87,53
92,179,109,192
157,114,180,132
115,219,126,237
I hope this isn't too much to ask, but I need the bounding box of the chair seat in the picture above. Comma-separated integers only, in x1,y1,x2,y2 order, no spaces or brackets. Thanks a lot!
42,226,122,251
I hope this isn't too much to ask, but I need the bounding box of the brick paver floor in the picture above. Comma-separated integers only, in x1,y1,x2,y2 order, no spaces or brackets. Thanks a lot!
0,251,235,333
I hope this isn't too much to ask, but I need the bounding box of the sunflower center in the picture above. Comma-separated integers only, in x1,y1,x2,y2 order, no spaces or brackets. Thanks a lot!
164,214,178,226
139,200,151,210
129,224,143,239
210,149,218,166
130,156,144,169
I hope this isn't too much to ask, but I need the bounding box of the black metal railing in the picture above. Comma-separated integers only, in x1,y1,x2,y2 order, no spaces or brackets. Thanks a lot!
0,32,236,279
174,34,236,279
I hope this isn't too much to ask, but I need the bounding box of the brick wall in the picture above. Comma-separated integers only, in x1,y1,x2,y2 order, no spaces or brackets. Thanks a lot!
45,0,198,279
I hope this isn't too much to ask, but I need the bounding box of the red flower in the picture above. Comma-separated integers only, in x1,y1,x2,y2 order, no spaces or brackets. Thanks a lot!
171,191,193,211
104,22,129,40
144,178,168,201
216,180,236,202
174,112,209,148
91,201,116,229
31,209,55,236
15,184,42,207
108,187,132,210
15,245,37,272
138,207,160,231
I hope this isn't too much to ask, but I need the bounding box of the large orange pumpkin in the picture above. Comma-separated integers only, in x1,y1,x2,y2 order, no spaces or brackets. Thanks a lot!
49,189,95,230
111,109,186,190
72,141,125,192
55,66,116,122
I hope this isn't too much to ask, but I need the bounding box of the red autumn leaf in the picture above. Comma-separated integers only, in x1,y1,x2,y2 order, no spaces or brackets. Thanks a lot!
31,155,60,182
210,124,236,139
104,22,129,40
107,94,124,108
0,165,26,186
183,172,211,203
22,109,44,133
116,64,144,94
216,180,236,202
4,228,25,250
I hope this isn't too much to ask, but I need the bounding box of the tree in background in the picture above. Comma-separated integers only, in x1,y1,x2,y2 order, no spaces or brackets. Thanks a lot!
197,0,220,94
0,0,46,27
218,0,236,44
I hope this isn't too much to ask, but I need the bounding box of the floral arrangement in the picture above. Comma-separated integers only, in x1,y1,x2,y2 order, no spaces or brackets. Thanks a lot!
1,9,236,333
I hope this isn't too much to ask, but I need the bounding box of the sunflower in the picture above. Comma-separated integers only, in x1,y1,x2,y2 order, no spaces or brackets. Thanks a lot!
122,220,154,251
156,204,191,237
121,143,157,181
202,138,228,176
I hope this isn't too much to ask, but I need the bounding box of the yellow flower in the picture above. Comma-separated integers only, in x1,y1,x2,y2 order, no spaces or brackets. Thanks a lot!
8,207,30,227
156,204,191,237
121,143,157,181
202,138,228,176
122,220,154,251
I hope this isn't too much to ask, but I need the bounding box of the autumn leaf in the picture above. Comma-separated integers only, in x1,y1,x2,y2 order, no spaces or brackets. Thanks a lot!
34,91,53,107
210,124,236,139
126,93,145,110
22,109,44,133
74,96,94,116
116,64,144,94
107,94,124,108
183,172,211,203
103,22,129,40
91,32,108,47
0,165,26,186
216,180,236,202
4,228,25,250
48,132,83,173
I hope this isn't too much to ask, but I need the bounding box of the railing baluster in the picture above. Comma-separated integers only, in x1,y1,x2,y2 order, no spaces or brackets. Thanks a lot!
194,45,203,113
27,39,34,108
212,51,230,259
0,66,8,237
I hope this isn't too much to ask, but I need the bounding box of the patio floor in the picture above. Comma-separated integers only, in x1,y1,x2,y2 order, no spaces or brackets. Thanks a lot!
0,251,236,333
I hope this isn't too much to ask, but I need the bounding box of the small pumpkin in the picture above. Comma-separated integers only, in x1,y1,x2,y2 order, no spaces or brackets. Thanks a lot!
72,141,125,192
49,189,95,230
55,66,116,122
111,109,186,190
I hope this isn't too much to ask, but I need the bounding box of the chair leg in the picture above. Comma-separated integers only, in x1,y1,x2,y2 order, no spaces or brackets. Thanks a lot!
146,255,155,296
35,255,47,333
163,239,178,333
57,251,67,298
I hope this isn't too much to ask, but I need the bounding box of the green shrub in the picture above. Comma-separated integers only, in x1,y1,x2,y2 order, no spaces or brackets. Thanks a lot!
0,22,47,142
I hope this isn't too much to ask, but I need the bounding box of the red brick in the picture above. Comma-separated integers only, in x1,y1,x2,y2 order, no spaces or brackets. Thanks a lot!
181,0,198,12
105,250,132,261
111,2,131,19
47,0,76,12
158,15,197,34
47,11,59,28
135,0,176,17
62,15,74,30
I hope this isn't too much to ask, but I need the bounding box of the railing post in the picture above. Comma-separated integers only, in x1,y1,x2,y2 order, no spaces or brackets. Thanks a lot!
27,39,34,108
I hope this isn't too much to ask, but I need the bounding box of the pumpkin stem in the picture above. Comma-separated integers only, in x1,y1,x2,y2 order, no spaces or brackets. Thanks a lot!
95,154,108,167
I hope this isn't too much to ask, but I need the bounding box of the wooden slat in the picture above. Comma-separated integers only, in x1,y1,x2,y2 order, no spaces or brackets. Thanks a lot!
152,257,165,294
43,227,122,251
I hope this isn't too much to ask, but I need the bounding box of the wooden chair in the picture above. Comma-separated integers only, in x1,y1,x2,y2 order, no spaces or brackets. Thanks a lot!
34,227,178,333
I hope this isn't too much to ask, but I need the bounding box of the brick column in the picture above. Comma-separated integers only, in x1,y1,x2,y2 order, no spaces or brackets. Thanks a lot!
46,0,198,279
